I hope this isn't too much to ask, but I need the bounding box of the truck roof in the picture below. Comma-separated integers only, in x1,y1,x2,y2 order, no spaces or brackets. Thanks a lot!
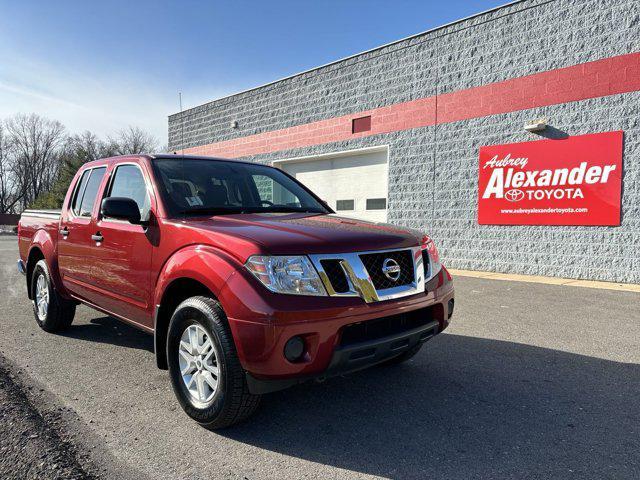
81,153,258,169
151,154,257,165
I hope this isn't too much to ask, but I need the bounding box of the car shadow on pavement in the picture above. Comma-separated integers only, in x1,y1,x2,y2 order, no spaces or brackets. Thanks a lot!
61,316,154,353
223,333,640,479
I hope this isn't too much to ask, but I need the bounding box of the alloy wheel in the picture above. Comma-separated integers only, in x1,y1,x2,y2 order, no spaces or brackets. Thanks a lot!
35,274,49,321
178,324,221,404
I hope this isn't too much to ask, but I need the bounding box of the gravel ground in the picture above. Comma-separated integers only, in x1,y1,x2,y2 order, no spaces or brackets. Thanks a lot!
0,353,144,480
0,358,93,479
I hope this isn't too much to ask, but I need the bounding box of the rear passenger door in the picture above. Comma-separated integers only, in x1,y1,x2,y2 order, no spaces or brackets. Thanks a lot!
58,166,107,298
88,163,155,328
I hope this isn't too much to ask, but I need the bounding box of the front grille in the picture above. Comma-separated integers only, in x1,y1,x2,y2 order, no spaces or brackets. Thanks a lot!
320,259,350,293
309,246,425,304
339,307,434,347
359,249,415,290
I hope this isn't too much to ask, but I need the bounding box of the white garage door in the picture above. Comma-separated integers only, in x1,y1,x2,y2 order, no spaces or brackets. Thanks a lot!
278,148,388,223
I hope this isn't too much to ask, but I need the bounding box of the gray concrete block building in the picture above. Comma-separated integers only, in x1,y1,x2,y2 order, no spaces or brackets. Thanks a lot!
168,0,640,283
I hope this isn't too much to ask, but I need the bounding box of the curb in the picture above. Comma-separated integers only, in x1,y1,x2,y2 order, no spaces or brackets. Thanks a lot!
448,269,640,293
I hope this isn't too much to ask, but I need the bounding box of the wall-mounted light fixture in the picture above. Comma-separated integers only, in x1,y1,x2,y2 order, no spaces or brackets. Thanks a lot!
230,120,238,129
524,118,548,132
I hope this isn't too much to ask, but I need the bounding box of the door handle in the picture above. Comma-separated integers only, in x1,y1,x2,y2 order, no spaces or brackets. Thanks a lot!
59,227,69,237
91,233,103,242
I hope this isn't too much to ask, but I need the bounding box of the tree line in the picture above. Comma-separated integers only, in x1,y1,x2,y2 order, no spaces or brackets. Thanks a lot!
0,113,160,213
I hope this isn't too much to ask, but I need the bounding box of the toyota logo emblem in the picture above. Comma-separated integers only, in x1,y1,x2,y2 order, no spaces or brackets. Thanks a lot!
381,258,401,281
505,189,525,202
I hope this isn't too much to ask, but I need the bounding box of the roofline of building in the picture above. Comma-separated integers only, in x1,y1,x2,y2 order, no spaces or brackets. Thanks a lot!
169,0,529,119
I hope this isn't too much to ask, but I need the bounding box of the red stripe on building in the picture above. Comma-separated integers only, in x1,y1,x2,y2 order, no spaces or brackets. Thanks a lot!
184,52,640,158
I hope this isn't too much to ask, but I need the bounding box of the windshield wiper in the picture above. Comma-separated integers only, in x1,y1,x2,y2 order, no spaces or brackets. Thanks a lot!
260,206,325,214
179,206,327,216
178,207,242,216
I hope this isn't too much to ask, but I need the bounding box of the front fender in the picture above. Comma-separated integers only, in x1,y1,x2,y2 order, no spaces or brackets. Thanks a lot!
152,245,244,370
154,244,241,311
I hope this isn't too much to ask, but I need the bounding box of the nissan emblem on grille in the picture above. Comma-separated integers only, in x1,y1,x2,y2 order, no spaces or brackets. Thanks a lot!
381,258,401,281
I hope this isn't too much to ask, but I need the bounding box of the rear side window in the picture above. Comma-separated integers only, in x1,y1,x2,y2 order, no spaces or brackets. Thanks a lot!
70,170,91,215
107,165,150,218
78,167,106,217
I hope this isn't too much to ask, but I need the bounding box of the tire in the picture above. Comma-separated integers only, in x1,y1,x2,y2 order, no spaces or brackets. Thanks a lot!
166,296,261,429
31,259,76,333
380,343,423,366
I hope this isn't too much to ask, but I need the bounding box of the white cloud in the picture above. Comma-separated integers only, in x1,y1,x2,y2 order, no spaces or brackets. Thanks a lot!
0,54,233,147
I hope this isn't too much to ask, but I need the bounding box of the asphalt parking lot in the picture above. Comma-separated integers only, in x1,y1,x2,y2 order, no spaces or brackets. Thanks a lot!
0,235,639,479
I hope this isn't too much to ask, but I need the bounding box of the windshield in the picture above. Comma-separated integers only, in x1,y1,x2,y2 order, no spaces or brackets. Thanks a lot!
152,158,330,216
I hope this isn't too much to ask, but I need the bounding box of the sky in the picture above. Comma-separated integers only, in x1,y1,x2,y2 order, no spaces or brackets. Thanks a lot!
0,0,506,145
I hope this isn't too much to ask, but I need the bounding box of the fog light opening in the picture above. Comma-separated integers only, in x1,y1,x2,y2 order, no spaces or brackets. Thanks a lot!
284,336,305,362
447,299,455,319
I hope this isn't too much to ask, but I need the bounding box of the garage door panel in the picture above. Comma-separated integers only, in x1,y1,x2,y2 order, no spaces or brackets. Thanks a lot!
280,149,388,223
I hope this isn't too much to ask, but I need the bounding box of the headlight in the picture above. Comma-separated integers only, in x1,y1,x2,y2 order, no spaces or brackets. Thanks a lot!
245,255,327,296
421,235,442,279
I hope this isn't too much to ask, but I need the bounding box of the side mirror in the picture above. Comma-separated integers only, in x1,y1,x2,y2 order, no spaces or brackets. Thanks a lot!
101,197,141,224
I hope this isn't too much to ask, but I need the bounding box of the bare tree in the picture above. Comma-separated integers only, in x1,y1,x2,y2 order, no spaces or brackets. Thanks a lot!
65,130,105,162
2,115,160,210
108,126,159,155
0,122,21,213
5,114,66,210
30,130,110,210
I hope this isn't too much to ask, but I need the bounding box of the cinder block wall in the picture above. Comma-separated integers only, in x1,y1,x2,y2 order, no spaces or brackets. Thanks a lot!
169,0,640,283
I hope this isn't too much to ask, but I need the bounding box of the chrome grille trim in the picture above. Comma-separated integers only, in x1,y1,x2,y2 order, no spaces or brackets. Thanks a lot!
422,249,431,280
309,246,425,303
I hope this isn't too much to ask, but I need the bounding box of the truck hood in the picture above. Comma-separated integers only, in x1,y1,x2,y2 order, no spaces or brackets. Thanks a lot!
183,213,422,255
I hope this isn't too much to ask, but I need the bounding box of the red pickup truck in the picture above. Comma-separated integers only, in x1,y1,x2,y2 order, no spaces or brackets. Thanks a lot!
18,154,454,428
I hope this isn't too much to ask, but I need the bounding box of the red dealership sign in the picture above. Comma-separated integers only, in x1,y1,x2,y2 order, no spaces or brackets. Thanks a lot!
478,131,623,226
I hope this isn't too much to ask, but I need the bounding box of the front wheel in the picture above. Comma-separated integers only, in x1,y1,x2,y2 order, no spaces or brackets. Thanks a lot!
166,296,260,429
31,259,76,333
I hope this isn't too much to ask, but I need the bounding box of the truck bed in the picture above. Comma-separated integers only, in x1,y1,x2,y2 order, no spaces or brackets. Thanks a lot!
17,209,62,266
21,209,61,219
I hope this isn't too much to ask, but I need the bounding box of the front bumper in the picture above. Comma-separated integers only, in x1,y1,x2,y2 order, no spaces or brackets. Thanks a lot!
326,319,439,374
246,317,440,394
220,266,455,391
17,259,26,275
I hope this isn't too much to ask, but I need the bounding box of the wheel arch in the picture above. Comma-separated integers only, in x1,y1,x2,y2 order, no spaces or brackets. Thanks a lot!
153,245,241,370
25,246,45,299
26,228,66,299
154,277,215,370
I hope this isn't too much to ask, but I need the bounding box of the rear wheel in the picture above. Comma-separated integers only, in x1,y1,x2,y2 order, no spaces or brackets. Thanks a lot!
31,259,76,332
166,296,260,429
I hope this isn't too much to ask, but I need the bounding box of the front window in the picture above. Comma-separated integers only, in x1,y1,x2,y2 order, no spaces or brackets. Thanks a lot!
106,164,151,220
152,158,329,216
